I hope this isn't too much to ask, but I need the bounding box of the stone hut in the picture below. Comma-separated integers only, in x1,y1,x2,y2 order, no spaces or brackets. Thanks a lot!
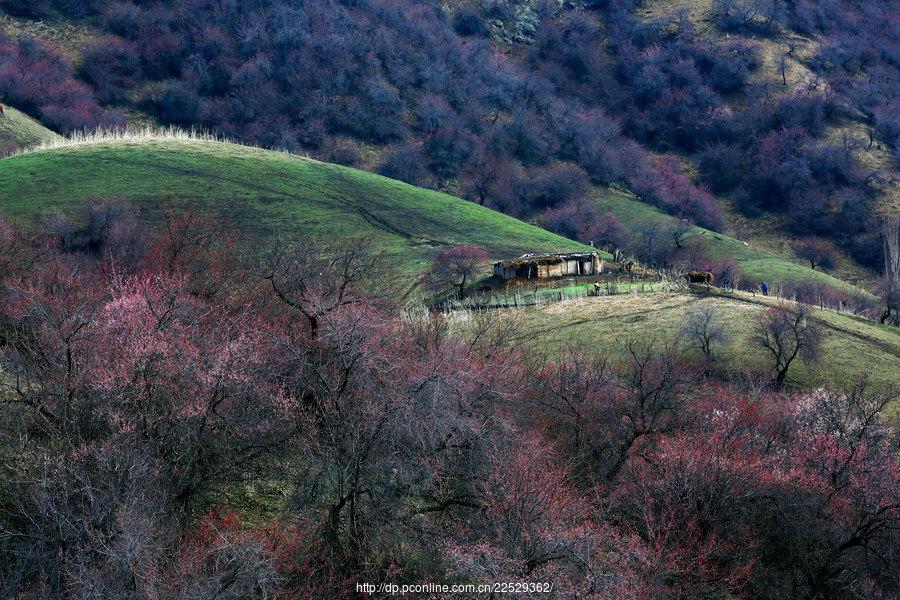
492,252,602,281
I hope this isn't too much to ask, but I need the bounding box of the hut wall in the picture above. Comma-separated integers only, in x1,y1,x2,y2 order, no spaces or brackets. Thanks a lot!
579,259,590,275
494,253,601,280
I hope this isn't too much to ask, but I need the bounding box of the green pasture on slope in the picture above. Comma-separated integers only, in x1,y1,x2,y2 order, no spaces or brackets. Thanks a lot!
0,138,597,281
593,189,868,296
459,289,900,392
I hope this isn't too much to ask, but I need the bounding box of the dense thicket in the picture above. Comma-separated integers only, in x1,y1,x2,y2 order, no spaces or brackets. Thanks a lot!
532,1,896,267
0,207,897,599
1,0,728,232
0,30,120,133
1,0,896,265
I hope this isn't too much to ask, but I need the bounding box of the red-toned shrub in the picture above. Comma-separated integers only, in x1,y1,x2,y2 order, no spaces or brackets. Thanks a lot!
535,198,598,241
79,37,141,104
426,245,489,298
792,237,837,271
699,257,742,286
377,143,427,186
582,212,631,251
646,156,724,230
0,31,113,133
447,431,605,596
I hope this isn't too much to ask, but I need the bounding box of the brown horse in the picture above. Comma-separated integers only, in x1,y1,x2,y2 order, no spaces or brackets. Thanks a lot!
0,104,5,116
685,271,715,287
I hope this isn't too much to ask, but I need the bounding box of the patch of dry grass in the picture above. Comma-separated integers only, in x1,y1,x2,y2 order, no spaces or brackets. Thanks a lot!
0,13,100,65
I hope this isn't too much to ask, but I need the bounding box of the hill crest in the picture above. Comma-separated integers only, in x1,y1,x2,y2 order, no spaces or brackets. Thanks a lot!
0,131,595,282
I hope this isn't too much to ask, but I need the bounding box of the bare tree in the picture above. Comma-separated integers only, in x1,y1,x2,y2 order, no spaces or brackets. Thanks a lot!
668,218,694,249
632,222,674,267
875,276,899,326
752,303,823,388
840,130,864,160
679,305,730,365
792,238,837,271
778,41,799,86
425,245,489,299
461,143,503,206
778,52,789,86
43,198,142,259
605,338,692,481
868,112,890,150
789,376,900,598
1,444,173,599
253,235,386,338
521,345,615,486
880,214,900,324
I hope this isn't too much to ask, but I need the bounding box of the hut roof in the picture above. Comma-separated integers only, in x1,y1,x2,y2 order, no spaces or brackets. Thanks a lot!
494,252,597,268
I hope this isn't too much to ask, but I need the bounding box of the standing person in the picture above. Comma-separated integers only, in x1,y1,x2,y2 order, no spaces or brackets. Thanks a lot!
761,282,769,297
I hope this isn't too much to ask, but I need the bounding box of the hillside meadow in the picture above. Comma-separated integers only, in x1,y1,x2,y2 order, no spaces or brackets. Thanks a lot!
0,134,597,282
2,132,872,303
452,289,900,393
593,188,871,295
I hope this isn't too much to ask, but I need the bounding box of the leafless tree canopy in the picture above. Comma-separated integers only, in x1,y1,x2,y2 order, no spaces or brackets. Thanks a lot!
679,305,730,363
752,303,823,387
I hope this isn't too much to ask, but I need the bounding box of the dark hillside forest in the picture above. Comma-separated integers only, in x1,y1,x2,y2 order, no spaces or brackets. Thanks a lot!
1,0,897,271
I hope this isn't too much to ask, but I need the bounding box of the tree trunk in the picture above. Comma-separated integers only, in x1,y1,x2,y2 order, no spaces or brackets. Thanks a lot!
883,214,899,290
882,214,900,326
775,367,788,389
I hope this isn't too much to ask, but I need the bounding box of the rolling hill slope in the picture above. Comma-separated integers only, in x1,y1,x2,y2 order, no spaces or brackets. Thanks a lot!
0,105,62,154
0,133,595,279
634,0,898,274
0,132,874,300
593,188,870,296
458,290,900,392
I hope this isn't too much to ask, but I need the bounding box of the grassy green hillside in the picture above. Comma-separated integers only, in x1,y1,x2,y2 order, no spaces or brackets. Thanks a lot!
594,188,869,295
0,131,872,299
463,289,900,392
0,133,595,280
0,105,62,153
